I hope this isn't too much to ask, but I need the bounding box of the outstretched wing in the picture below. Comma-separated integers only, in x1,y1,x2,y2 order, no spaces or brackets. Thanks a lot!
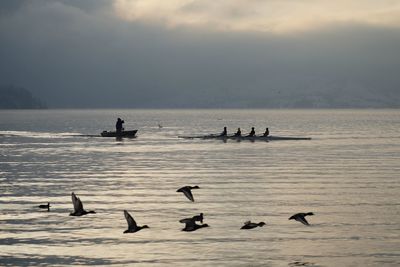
177,186,195,202
179,218,193,224
71,192,83,213
296,216,309,226
124,210,137,230
183,218,196,231
182,189,194,202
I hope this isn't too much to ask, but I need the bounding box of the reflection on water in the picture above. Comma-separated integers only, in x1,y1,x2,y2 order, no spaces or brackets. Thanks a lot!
289,261,318,266
0,109,400,266
0,254,113,266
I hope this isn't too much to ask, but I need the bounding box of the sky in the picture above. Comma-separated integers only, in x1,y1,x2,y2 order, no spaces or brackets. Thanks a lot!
0,0,399,108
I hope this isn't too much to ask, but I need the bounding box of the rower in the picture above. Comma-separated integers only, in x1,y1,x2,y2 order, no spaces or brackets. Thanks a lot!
116,118,125,133
247,127,255,137
263,127,269,137
234,128,241,137
220,127,227,136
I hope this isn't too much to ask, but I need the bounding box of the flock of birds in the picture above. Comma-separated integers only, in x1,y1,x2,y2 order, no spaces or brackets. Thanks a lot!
38,185,315,233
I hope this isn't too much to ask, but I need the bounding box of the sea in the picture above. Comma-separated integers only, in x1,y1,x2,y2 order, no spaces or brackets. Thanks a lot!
0,109,399,267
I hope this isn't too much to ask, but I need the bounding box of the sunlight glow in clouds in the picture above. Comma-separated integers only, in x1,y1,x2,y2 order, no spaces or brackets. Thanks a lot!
113,0,400,33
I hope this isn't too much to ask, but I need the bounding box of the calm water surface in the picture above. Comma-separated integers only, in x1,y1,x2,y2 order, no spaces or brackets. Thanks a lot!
0,109,399,266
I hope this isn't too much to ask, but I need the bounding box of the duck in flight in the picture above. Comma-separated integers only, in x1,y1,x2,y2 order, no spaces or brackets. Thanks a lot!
177,186,200,202
38,202,51,212
69,192,96,216
289,212,314,225
240,221,266,229
123,210,149,233
179,213,204,224
180,217,209,232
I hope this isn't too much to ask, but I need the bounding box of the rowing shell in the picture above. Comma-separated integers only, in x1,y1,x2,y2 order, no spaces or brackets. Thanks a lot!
178,135,311,141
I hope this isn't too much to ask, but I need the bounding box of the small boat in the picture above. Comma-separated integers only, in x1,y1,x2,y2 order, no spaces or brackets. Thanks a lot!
100,130,138,138
178,134,311,141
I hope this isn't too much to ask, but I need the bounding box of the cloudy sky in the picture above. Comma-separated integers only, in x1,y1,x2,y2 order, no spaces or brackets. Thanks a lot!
0,0,399,108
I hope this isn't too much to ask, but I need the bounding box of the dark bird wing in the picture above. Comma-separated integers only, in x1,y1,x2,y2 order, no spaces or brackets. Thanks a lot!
181,218,196,231
179,218,193,224
182,188,194,202
184,220,196,231
124,210,137,230
296,216,309,226
71,192,83,213
244,221,251,225
177,186,195,202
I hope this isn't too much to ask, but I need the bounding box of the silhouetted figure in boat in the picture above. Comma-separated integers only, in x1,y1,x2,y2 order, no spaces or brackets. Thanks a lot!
116,118,124,133
220,127,227,137
247,127,256,137
234,128,241,137
263,127,270,137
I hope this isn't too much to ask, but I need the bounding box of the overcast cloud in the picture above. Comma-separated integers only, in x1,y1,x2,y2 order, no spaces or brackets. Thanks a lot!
114,0,400,33
0,0,399,108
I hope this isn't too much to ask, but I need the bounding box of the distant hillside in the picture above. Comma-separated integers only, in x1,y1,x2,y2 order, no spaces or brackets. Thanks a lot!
0,85,46,109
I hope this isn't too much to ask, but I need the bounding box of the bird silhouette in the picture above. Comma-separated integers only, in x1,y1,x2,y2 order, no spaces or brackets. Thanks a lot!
69,192,96,216
177,186,200,202
289,212,314,225
180,217,209,232
240,221,266,229
179,213,204,224
38,202,51,212
123,210,149,233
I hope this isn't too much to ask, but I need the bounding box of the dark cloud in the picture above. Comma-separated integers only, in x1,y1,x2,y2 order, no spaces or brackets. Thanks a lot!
0,1,399,108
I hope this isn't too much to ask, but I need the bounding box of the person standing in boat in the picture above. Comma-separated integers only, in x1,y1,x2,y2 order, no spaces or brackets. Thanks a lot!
263,127,269,137
248,127,256,137
220,127,227,137
116,118,125,133
234,128,242,136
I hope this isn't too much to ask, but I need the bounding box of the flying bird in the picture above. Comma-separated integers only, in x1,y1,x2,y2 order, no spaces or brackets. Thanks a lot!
69,192,96,216
180,217,209,232
240,221,266,229
177,186,200,202
179,213,204,224
289,212,314,225
123,210,149,233
38,202,51,211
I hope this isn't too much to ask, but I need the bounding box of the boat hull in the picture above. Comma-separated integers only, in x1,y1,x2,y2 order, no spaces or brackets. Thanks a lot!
100,130,138,138
179,135,311,141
